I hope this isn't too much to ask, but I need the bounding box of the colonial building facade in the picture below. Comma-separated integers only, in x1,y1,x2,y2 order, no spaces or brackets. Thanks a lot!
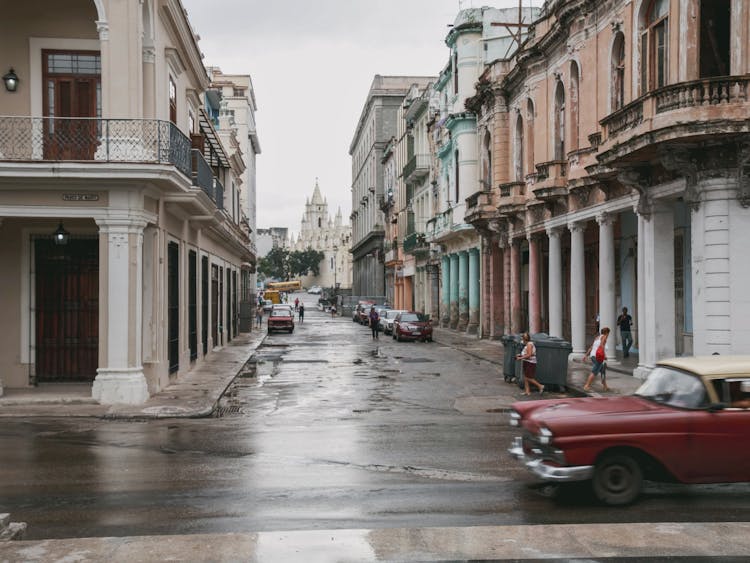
416,0,749,377
349,75,433,297
289,180,352,290
0,0,256,403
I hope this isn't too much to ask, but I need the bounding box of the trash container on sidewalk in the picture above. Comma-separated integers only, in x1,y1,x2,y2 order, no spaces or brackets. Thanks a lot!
501,334,523,383
532,332,573,391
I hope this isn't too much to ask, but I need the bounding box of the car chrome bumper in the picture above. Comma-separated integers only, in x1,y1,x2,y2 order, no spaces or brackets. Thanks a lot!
508,437,593,482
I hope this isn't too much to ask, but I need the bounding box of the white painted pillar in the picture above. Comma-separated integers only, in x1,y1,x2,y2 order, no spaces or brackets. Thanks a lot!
92,219,149,405
569,222,586,356
635,211,649,379
635,201,676,378
547,227,563,338
597,213,617,361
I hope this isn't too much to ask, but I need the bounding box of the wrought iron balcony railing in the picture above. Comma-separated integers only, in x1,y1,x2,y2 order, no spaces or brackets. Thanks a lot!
403,231,427,253
402,153,430,183
213,176,224,210
0,116,192,177
191,149,214,199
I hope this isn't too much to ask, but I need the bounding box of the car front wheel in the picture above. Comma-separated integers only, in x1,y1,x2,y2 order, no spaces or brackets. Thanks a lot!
592,452,643,506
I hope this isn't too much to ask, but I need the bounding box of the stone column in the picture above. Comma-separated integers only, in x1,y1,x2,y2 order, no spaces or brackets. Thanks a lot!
457,250,469,331
490,241,505,338
467,247,480,334
547,226,563,338
503,239,511,335
635,201,676,378
636,210,648,377
528,233,541,334
569,222,586,357
441,256,451,327
597,213,617,361
510,238,522,334
449,253,459,329
92,218,149,405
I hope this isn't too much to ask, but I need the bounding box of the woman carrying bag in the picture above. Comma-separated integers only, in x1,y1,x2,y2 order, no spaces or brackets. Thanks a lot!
516,332,545,396
584,327,610,392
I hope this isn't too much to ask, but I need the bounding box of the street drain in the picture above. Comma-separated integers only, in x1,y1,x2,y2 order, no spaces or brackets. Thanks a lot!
214,404,243,417
399,358,435,363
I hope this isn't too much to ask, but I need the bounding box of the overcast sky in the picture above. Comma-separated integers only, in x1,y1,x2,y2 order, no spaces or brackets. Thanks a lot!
181,0,537,237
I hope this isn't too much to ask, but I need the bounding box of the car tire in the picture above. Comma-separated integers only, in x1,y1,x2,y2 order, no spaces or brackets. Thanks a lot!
592,452,643,506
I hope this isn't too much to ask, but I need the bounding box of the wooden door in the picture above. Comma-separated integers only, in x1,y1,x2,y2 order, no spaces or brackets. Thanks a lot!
35,238,98,383
42,50,100,160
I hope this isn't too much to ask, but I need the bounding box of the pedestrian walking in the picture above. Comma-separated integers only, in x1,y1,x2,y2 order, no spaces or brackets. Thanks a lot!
584,327,610,392
255,303,263,329
298,302,304,323
617,307,633,358
369,306,380,339
516,332,544,396
330,304,337,318
294,297,299,312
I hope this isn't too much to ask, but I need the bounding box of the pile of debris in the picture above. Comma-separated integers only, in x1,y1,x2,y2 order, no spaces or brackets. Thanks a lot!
0,513,26,541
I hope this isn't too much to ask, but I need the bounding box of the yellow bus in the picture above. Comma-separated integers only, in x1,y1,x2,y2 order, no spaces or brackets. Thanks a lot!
266,280,302,292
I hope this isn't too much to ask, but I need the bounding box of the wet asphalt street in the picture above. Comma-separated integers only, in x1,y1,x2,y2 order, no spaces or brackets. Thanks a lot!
1,294,749,542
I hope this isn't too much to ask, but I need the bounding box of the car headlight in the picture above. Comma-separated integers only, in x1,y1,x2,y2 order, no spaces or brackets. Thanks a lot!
538,427,553,445
509,410,521,427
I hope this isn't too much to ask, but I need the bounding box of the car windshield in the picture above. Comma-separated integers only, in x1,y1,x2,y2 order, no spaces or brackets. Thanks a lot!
399,313,425,322
635,366,708,409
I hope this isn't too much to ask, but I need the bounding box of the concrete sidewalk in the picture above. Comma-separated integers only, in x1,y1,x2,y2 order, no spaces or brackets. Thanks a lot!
432,327,643,398
0,330,266,419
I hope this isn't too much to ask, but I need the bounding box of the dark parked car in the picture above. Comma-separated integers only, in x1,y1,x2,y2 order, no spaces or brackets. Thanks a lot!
267,307,294,333
508,356,750,505
392,311,433,342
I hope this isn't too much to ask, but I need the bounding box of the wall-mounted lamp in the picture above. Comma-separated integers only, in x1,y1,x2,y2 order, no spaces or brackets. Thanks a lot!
3,68,19,92
53,222,70,245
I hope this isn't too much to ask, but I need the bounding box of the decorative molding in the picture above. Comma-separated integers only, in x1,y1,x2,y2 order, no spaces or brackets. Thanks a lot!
596,212,614,227
659,146,700,210
617,167,652,217
567,221,586,234
142,45,156,64
95,20,109,41
610,18,624,33
545,225,562,238
165,47,185,76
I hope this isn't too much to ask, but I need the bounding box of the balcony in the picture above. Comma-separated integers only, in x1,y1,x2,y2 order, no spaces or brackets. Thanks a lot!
403,231,428,255
598,75,750,162
402,154,430,184
425,207,454,243
531,160,568,202
497,181,527,220
465,189,499,232
0,116,191,177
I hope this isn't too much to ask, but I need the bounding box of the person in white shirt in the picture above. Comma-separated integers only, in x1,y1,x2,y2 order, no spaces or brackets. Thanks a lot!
516,332,545,396
584,327,611,392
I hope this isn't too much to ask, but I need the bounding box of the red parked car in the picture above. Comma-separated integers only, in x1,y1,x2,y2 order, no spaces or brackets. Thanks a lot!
392,311,433,342
267,307,294,333
509,356,750,505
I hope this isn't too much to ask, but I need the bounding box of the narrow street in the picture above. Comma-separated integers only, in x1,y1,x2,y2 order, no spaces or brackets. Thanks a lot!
1,295,749,547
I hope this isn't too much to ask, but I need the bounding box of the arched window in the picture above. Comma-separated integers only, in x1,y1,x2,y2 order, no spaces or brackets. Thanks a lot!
482,131,492,188
526,99,535,176
553,81,565,160
514,113,524,182
569,61,580,152
641,0,669,94
611,32,626,111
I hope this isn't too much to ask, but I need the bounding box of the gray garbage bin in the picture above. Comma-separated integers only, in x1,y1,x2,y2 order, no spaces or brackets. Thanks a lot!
532,333,573,391
501,334,522,383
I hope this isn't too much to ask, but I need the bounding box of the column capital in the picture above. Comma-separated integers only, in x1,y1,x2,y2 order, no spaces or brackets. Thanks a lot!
95,216,148,233
567,221,586,234
546,225,562,238
596,212,615,227
96,20,109,41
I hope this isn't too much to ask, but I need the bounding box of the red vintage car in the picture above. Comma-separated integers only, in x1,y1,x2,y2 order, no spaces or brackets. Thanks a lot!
267,307,294,333
509,356,750,505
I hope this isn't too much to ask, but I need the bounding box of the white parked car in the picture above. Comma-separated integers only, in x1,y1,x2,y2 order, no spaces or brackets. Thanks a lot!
379,309,407,335
307,286,322,294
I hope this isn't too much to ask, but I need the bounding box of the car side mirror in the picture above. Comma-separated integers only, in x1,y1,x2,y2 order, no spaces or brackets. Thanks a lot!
708,402,727,412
